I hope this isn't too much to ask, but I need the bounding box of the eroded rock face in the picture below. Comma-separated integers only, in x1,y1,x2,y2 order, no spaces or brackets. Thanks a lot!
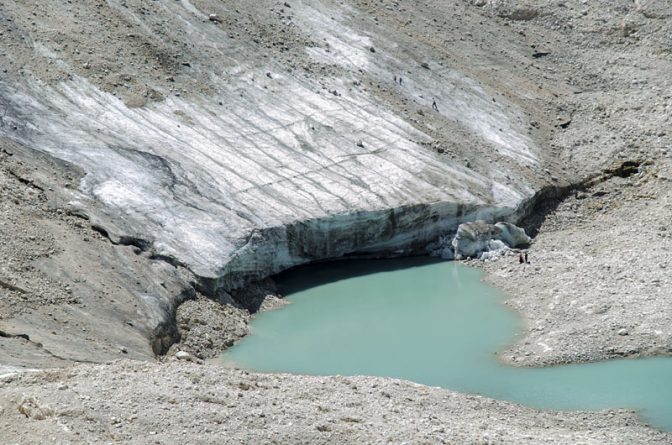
0,0,553,293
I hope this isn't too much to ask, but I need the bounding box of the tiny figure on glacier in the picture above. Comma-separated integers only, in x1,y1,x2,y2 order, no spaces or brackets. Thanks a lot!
525,251,529,264
432,98,439,111
519,252,524,264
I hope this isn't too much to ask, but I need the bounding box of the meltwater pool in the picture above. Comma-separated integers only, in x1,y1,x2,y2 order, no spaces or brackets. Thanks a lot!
219,258,672,431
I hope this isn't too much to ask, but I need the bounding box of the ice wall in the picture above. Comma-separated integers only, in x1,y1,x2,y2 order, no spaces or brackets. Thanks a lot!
0,0,543,291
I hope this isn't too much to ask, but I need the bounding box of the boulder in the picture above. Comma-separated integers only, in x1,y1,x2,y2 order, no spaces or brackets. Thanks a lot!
175,351,193,361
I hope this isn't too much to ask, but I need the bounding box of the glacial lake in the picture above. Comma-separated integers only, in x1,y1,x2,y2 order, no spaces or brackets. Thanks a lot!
218,257,672,431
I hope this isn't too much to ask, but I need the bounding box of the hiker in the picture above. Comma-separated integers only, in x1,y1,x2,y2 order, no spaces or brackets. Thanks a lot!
394,75,397,83
519,252,524,264
432,98,439,111
399,76,403,85
525,252,529,264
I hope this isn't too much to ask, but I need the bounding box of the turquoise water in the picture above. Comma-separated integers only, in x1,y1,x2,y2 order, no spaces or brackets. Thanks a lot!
219,258,672,431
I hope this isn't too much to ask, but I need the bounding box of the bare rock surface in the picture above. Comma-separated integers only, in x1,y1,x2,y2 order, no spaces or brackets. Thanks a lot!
1,360,670,445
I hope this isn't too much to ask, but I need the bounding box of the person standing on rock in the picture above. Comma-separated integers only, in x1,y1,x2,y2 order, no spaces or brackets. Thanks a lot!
525,252,529,264
519,252,524,264
432,98,439,111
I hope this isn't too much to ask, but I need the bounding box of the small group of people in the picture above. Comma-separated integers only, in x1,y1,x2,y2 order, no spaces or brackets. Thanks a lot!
518,251,530,264
392,75,439,111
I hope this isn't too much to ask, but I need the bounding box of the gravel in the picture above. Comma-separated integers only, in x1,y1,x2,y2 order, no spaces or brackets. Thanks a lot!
481,160,672,366
1,360,670,444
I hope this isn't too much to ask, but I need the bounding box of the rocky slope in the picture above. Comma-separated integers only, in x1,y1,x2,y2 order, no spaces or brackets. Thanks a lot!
0,142,195,368
484,157,672,366
471,0,672,367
